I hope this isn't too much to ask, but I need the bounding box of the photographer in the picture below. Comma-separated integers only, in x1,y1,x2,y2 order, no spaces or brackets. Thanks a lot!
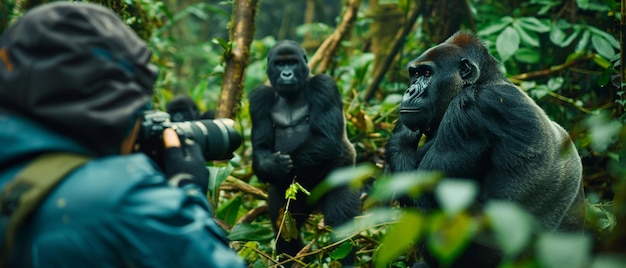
0,2,244,267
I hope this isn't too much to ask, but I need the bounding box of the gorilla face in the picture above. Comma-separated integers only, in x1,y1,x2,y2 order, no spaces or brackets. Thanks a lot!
400,60,436,132
266,40,310,99
400,44,478,133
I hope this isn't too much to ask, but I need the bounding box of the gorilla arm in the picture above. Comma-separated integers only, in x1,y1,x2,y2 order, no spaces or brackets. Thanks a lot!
249,85,294,184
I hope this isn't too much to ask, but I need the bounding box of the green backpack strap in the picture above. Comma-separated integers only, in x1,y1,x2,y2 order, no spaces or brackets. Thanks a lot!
0,153,91,263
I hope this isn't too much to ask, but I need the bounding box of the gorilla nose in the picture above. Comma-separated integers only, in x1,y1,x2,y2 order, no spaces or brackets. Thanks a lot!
281,71,293,78
405,83,423,97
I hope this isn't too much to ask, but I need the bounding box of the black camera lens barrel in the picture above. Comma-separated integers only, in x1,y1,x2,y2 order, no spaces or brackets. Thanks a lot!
137,110,242,161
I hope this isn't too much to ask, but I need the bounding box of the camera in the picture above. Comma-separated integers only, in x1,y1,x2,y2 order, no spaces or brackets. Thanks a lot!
136,110,242,162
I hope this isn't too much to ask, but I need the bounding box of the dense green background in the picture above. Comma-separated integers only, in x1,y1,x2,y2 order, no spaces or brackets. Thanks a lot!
2,0,624,267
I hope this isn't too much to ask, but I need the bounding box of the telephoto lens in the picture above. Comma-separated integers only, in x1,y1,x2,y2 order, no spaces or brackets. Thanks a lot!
137,111,242,164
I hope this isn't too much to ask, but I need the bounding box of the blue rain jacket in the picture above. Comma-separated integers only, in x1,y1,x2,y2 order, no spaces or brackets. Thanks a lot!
0,114,246,268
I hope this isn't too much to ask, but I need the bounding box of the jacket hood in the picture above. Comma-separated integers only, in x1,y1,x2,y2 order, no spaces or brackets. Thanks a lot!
0,2,157,155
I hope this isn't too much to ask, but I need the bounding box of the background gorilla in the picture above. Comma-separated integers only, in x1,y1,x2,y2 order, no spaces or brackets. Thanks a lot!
166,95,215,122
385,31,586,268
248,40,360,263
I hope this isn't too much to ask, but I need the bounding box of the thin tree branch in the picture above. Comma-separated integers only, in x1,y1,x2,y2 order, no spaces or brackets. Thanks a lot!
363,2,422,102
308,0,361,74
509,54,595,81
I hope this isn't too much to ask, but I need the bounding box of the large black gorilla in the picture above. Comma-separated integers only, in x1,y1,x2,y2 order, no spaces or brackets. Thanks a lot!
385,32,586,268
248,40,360,263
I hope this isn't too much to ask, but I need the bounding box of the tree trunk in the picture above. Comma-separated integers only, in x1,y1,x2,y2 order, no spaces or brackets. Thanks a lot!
216,0,259,119
308,0,361,74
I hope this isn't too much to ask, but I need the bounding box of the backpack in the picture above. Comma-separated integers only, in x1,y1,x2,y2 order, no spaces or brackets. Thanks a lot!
0,153,91,263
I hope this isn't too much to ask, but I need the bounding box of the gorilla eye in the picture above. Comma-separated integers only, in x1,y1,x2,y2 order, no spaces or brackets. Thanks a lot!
409,66,433,78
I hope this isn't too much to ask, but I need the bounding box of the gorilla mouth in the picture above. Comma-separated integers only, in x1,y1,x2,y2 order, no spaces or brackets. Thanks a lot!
400,108,423,113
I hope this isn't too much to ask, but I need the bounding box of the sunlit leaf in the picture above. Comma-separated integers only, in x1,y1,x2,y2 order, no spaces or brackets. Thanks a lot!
208,164,233,196
517,17,550,33
427,212,478,266
561,27,581,47
587,26,620,48
513,22,540,47
496,27,520,62
576,0,611,11
575,30,591,52
536,232,592,268
592,54,611,69
333,208,402,240
549,22,566,46
547,77,564,91
585,112,623,153
591,35,616,60
485,201,535,257
477,17,513,37
434,179,478,216
238,241,260,263
309,163,376,204
367,171,443,204
375,211,423,267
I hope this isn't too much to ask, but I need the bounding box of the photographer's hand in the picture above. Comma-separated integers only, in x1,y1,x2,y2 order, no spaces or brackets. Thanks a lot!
163,128,209,193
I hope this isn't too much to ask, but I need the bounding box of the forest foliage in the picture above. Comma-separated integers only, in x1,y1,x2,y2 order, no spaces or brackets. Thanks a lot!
1,0,624,267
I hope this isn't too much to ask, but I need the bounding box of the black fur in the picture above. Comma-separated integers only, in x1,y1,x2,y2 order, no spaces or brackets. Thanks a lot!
249,41,359,263
385,31,586,267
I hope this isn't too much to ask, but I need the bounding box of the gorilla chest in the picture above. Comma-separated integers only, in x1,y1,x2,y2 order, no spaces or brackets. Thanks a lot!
271,100,310,152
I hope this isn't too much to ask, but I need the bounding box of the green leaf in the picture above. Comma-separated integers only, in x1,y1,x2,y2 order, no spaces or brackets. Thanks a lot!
530,85,550,100
368,171,443,204
547,77,565,91
513,22,540,47
434,179,478,216
330,242,353,260
496,26,520,62
549,22,566,46
333,207,402,240
216,194,242,226
514,47,541,64
587,26,620,48
208,165,233,196
591,34,616,60
309,163,376,204
375,211,423,267
228,223,275,242
537,232,592,268
485,201,535,257
427,212,478,266
517,17,550,33
477,17,513,37
279,210,299,241
576,0,611,11
592,54,611,69
585,113,622,153
575,30,591,52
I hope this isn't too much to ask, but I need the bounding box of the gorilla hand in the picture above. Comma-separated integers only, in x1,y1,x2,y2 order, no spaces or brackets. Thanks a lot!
258,151,293,184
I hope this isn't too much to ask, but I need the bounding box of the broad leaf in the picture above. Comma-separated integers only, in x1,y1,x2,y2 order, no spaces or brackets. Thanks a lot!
374,210,423,267
485,201,535,257
496,27,520,62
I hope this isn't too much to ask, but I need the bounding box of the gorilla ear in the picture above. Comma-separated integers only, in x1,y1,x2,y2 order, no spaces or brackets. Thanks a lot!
460,58,480,84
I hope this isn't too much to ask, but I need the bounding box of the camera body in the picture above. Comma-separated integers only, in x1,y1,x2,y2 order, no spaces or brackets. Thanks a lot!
136,110,242,163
